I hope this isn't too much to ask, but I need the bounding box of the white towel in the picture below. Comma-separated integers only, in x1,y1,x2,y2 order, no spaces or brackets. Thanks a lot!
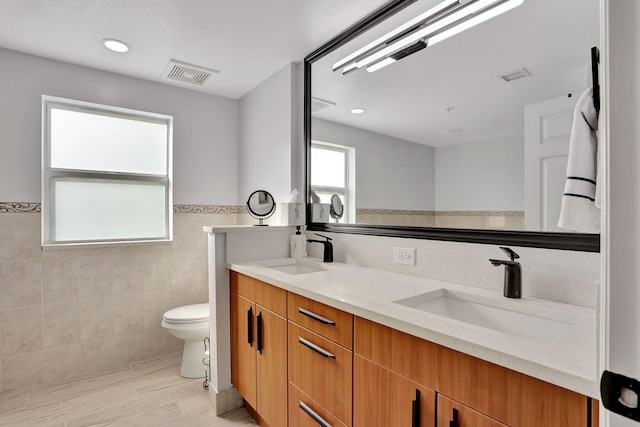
557,86,600,233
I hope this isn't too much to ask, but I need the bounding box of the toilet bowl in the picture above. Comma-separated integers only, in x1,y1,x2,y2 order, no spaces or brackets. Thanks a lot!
161,303,209,378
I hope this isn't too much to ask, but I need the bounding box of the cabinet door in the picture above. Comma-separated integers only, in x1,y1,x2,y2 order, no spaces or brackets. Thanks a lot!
256,306,288,427
230,292,257,408
438,395,509,427
354,355,436,427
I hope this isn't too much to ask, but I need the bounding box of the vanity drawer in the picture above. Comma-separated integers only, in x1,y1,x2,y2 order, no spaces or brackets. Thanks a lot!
289,382,349,427
230,272,286,317
288,321,353,425
288,292,353,349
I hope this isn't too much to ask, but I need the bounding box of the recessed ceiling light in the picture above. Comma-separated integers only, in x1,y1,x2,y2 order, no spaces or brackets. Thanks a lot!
351,108,365,114
102,39,130,53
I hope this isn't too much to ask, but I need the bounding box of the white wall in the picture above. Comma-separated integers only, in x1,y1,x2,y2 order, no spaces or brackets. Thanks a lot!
435,134,524,211
0,48,238,205
238,63,303,206
605,1,640,426
306,231,599,308
312,118,436,210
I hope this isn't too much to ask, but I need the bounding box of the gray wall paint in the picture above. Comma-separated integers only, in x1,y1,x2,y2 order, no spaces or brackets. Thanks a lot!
238,63,302,205
312,118,436,210
435,134,524,211
312,118,523,211
0,48,239,205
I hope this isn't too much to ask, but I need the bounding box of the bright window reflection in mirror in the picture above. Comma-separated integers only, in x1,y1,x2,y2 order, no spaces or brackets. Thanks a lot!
311,142,355,223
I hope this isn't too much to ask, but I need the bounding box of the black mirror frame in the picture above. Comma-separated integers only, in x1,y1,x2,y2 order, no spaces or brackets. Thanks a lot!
304,0,600,253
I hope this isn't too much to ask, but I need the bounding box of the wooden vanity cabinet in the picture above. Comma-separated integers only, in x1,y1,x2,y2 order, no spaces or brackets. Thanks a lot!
353,355,436,427
230,272,287,427
355,316,597,427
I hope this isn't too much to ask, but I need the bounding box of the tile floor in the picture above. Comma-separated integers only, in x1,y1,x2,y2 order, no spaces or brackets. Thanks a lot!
0,353,257,426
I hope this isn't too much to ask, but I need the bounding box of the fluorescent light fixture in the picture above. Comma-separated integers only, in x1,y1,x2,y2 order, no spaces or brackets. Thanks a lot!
332,0,458,72
334,0,523,74
429,0,524,46
367,40,427,72
355,0,501,69
102,38,129,53
367,57,396,73
350,108,366,114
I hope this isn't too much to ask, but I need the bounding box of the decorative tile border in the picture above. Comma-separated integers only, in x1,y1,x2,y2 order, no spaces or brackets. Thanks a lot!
2,203,522,218
0,203,246,214
0,202,41,213
173,204,244,214
436,210,524,217
356,208,523,217
356,208,436,216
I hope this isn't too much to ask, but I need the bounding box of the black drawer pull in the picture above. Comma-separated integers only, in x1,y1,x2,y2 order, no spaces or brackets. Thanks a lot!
299,400,333,427
298,307,336,326
298,337,336,359
256,311,263,354
412,389,421,427
247,306,253,347
449,408,459,427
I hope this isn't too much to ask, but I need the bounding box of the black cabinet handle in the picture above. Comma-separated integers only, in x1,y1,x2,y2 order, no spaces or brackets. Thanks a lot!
411,389,421,427
257,311,263,354
449,408,459,427
298,307,336,326
299,400,333,427
247,306,253,347
298,337,336,359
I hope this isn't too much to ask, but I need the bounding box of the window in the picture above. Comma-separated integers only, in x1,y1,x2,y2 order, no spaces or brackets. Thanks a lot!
311,141,355,222
42,96,173,246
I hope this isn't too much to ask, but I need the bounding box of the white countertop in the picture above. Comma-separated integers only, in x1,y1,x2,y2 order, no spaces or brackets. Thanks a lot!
228,257,598,398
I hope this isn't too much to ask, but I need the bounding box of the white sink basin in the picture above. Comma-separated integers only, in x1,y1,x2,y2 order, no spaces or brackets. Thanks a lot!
269,263,325,275
394,289,581,344
264,259,334,275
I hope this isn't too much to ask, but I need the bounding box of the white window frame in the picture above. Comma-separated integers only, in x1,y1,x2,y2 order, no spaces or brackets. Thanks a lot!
311,140,355,223
41,95,173,247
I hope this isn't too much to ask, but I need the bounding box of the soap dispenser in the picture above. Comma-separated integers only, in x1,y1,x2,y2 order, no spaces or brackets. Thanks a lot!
291,226,307,259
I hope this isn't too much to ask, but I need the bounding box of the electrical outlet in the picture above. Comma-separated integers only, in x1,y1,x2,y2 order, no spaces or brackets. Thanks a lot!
393,247,416,266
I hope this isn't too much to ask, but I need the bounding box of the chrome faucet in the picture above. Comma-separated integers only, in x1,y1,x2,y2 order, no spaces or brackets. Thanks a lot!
489,247,522,299
307,234,333,263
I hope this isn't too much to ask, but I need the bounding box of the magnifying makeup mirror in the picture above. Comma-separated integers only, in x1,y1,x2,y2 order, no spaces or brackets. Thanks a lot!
247,190,276,226
329,194,344,222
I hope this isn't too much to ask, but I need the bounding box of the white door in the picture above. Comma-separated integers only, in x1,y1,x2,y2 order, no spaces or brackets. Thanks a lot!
524,95,579,231
601,1,640,426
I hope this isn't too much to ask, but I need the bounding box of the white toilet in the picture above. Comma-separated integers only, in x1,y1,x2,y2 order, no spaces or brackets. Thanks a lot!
161,303,209,378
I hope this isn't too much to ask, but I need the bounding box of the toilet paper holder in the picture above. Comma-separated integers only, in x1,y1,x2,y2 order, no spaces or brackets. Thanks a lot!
203,337,211,390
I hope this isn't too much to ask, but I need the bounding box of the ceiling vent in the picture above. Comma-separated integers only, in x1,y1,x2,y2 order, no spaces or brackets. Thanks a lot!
311,97,336,113
498,67,531,82
162,59,219,86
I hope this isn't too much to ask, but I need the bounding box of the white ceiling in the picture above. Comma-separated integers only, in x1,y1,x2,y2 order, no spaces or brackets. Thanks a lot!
0,0,600,147
0,0,388,99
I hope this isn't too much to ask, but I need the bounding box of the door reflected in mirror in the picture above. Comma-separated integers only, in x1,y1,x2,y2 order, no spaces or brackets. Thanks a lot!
309,0,599,233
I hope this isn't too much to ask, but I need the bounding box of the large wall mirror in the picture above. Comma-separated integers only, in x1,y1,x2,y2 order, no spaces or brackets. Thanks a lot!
305,0,600,251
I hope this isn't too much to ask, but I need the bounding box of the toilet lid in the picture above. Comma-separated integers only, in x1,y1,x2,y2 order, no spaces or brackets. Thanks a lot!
163,303,209,323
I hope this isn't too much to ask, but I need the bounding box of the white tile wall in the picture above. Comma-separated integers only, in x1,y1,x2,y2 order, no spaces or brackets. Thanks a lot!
306,232,600,308
0,211,236,392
